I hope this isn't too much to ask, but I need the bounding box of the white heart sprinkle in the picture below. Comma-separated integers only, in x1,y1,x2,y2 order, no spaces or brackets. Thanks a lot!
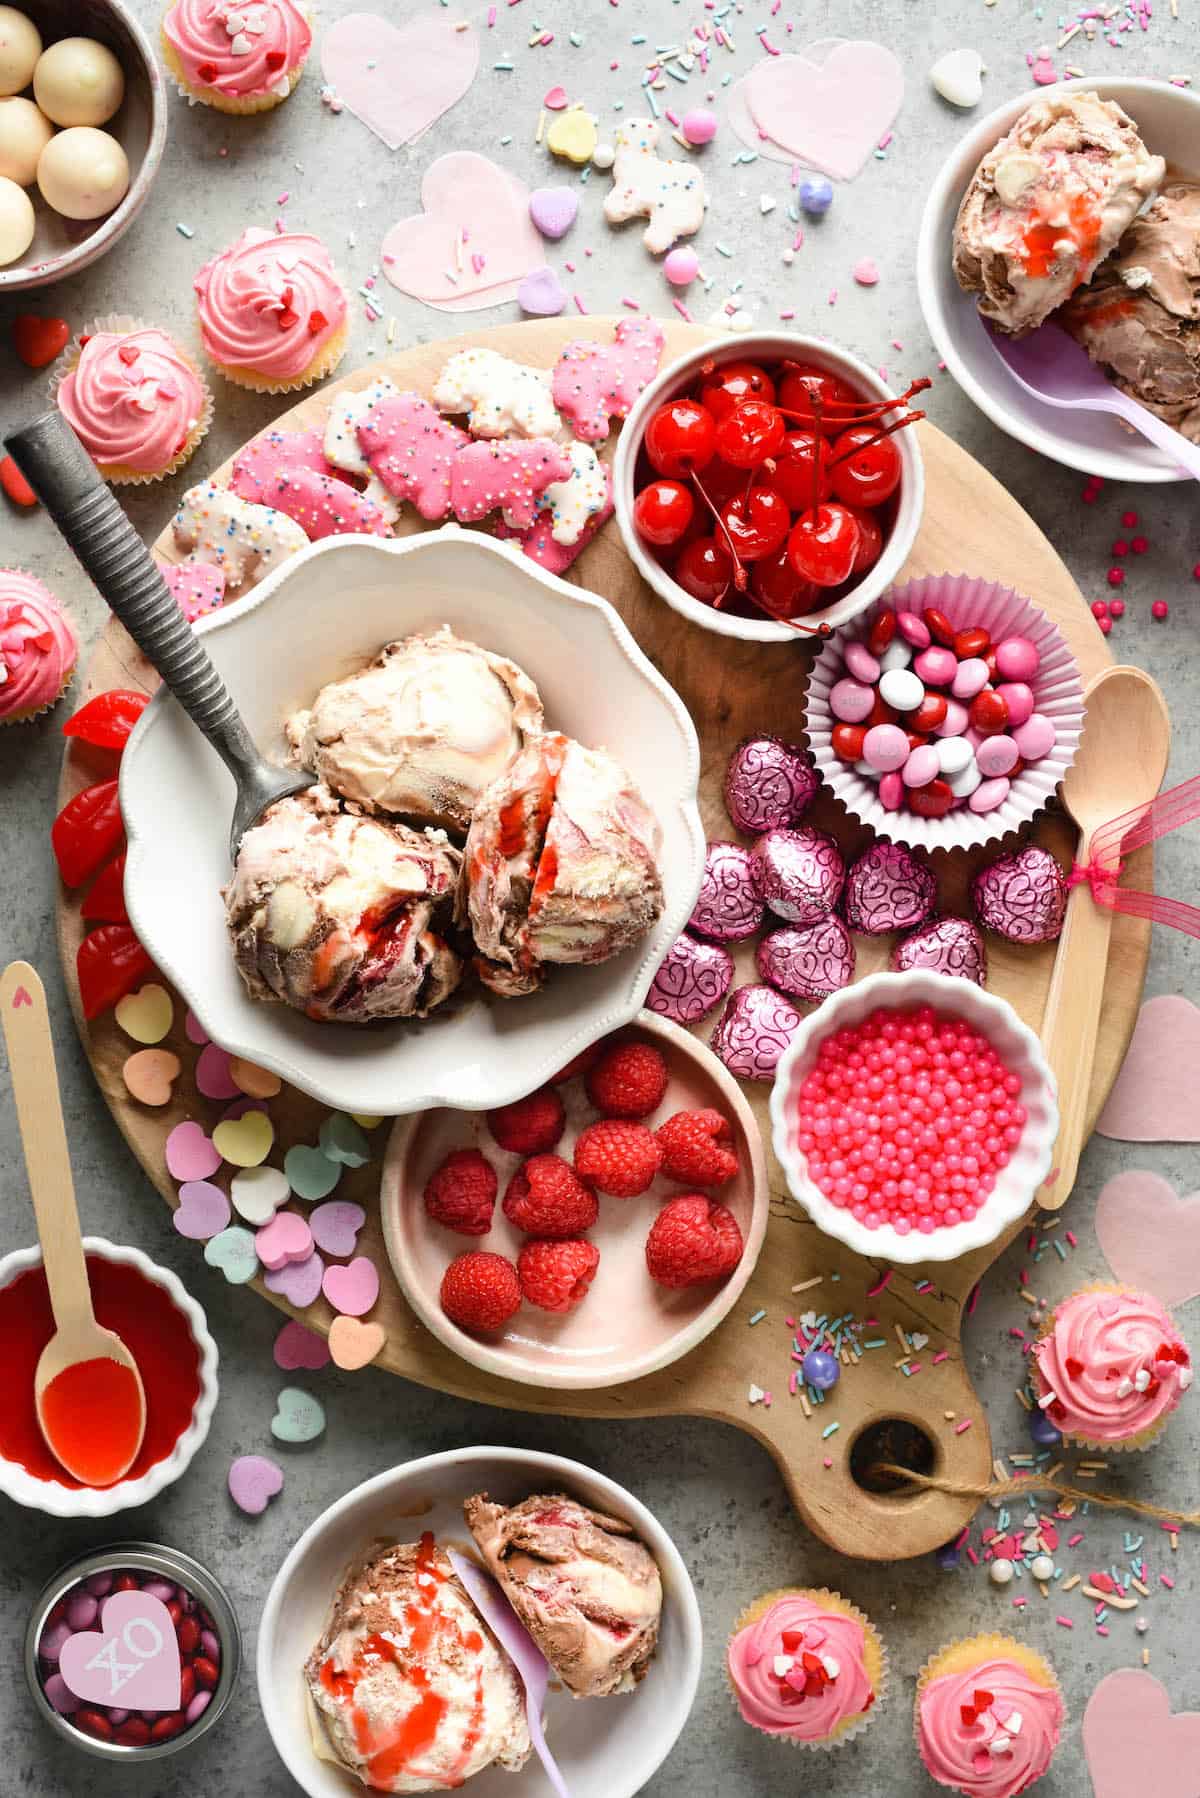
929,47,985,108
910,1332,929,1351
229,31,252,54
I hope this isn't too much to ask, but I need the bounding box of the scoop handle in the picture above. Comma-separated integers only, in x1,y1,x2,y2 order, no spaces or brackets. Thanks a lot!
4,410,263,787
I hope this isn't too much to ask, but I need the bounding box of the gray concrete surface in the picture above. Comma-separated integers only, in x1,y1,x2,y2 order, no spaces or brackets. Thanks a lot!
1,1,1198,1792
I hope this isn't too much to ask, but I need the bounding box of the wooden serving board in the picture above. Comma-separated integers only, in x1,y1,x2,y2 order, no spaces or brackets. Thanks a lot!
56,319,1153,1562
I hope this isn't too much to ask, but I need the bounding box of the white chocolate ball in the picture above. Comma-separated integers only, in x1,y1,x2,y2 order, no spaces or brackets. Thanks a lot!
988,1557,1014,1586
0,6,41,98
1030,1554,1055,1582
34,36,124,127
0,170,34,262
37,126,128,220
0,95,52,185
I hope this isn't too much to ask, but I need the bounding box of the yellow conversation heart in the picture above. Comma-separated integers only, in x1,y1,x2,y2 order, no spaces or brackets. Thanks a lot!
212,1109,275,1168
114,982,174,1044
547,106,597,166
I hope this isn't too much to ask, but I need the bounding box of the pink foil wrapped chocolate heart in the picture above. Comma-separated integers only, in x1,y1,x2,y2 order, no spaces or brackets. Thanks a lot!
971,845,1067,944
688,841,764,942
891,915,988,985
752,826,844,924
756,917,855,1002
724,734,817,836
647,932,735,1024
710,982,802,1081
842,842,936,935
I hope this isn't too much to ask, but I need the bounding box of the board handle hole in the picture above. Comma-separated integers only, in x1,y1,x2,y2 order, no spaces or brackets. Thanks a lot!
849,1416,938,1498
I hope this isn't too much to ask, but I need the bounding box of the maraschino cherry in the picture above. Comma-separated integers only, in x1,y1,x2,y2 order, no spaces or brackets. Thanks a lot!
644,398,716,478
633,479,694,547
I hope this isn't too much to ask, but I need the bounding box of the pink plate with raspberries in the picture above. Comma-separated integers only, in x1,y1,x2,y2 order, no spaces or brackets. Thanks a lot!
381,1013,769,1389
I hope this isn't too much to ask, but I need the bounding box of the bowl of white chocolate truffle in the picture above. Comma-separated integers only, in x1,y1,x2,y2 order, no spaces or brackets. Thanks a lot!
0,0,166,289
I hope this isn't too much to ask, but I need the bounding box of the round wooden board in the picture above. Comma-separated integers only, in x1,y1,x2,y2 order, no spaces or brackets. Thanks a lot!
57,319,1153,1562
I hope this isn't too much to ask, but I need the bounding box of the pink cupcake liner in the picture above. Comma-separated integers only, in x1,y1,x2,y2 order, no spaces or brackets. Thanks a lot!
805,573,1086,855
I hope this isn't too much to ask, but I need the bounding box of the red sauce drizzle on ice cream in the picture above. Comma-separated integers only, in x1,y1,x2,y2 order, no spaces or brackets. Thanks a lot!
1020,193,1103,281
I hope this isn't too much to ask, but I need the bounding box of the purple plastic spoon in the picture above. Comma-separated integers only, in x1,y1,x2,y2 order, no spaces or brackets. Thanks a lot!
447,1547,570,1798
986,321,1200,481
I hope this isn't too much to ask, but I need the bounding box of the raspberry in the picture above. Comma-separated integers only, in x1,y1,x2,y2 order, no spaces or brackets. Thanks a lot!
656,1109,740,1187
518,1238,600,1312
574,1120,662,1197
487,1086,565,1155
503,1154,598,1237
586,1040,669,1119
645,1195,744,1288
550,1044,601,1083
440,1251,521,1333
423,1149,498,1235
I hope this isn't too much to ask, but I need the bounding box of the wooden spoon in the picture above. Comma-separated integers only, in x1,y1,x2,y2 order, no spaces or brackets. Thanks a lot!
1036,665,1171,1210
0,961,146,1484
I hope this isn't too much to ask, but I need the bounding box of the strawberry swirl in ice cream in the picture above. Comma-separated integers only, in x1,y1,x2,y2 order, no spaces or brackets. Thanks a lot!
1032,1287,1192,1445
916,1656,1063,1798
726,1593,876,1742
0,575,78,724
163,0,310,102
56,327,208,476
194,228,346,381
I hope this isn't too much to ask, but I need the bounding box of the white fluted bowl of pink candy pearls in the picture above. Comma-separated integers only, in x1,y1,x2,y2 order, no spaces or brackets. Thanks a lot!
769,970,1058,1265
805,574,1085,853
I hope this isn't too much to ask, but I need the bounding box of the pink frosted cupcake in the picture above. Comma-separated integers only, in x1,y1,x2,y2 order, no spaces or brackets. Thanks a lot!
194,228,348,393
53,319,212,484
0,574,78,724
725,1587,885,1748
1032,1283,1193,1450
915,1635,1064,1797
161,0,311,113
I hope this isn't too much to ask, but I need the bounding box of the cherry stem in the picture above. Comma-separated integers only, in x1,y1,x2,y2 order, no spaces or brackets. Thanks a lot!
825,410,926,473
689,466,749,594
809,390,824,527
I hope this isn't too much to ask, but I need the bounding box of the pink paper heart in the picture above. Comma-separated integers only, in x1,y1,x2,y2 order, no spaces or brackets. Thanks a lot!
228,1453,284,1516
196,1042,240,1101
1095,1171,1200,1309
256,1209,315,1271
741,41,904,180
58,1592,181,1712
1083,1669,1200,1798
1096,995,1200,1143
320,10,478,152
264,1249,325,1308
381,153,544,312
310,1200,366,1258
273,1318,332,1371
165,1120,221,1183
173,1180,231,1242
322,1255,380,1317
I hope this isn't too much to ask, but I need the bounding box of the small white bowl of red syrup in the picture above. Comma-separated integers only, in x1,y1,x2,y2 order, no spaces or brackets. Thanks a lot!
0,1237,218,1516
769,970,1057,1265
613,333,926,644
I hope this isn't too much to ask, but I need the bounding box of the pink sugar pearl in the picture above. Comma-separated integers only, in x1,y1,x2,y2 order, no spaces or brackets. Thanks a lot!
793,1004,1024,1232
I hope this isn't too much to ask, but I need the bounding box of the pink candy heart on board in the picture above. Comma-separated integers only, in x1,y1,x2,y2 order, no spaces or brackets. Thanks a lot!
274,1318,332,1371
1095,1172,1200,1309
516,266,568,317
320,11,478,151
381,153,544,312
58,1592,181,1711
165,1120,221,1183
310,1201,366,1258
264,1249,325,1309
1096,995,1200,1143
256,1210,315,1271
196,1042,240,1101
173,1180,231,1242
739,40,904,179
1083,1669,1200,1798
228,1454,284,1516
322,1256,380,1318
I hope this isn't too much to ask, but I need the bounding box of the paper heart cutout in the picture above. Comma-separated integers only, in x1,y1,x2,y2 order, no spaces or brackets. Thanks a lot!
58,1592,180,1711
203,1225,260,1284
381,153,544,312
256,1209,315,1271
284,1143,342,1201
173,1179,231,1242
123,1048,180,1107
1083,1669,1200,1798
546,107,596,164
228,1453,283,1516
229,1055,282,1099
114,983,173,1045
165,1120,221,1183
318,1112,371,1168
264,1249,325,1308
1096,996,1200,1143
273,1318,331,1371
271,1385,326,1444
212,1110,274,1168
322,1256,380,1317
320,10,478,152
329,1314,386,1371
13,312,70,368
517,266,567,317
529,186,579,239
930,47,985,108
740,41,904,180
1095,1172,1200,1309
310,1200,366,1258
230,1164,291,1225
196,1042,240,1100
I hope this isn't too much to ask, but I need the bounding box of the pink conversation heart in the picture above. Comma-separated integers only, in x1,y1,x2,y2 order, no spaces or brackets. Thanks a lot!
228,1453,284,1516
58,1592,181,1711
165,1121,220,1182
320,11,478,151
529,186,578,240
185,1008,210,1045
517,266,567,318
1096,995,1200,1143
322,1256,380,1317
1095,1172,1200,1309
264,1250,325,1308
273,1318,332,1371
256,1210,315,1271
739,41,904,180
196,1042,240,1101
358,392,467,519
1083,1669,1200,1798
381,152,544,312
450,438,572,530
551,318,665,442
173,1180,231,1242
309,1201,366,1258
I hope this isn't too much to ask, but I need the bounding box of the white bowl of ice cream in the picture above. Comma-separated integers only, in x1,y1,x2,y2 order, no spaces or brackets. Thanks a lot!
120,529,704,1116
257,1446,703,1798
917,78,1200,480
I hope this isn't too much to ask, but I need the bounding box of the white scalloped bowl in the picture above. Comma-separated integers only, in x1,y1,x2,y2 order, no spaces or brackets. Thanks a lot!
120,529,704,1116
0,1237,219,1516
769,970,1058,1265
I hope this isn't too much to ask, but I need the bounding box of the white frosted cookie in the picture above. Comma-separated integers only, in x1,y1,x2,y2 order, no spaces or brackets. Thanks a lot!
323,375,400,477
432,346,561,440
540,440,610,546
603,118,707,254
173,481,308,591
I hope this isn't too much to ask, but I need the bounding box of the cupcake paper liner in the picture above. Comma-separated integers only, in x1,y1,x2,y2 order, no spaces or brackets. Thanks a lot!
49,314,214,487
725,1585,888,1751
1033,1281,1176,1454
204,319,349,396
914,1634,1063,1786
806,573,1086,855
0,569,77,726
160,24,310,114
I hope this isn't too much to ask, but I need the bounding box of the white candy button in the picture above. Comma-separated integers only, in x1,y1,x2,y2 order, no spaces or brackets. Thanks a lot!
878,668,924,712
947,759,982,798
936,735,973,777
877,638,912,674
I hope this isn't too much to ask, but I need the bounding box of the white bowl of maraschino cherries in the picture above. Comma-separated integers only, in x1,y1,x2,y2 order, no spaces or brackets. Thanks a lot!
613,333,927,644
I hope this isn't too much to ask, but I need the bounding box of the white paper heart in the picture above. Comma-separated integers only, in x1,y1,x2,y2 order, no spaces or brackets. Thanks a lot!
729,40,904,180
320,10,479,151
58,1592,181,1711
381,154,544,313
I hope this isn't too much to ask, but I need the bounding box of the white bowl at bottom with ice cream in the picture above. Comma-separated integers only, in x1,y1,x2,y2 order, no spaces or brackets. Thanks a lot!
257,1446,703,1798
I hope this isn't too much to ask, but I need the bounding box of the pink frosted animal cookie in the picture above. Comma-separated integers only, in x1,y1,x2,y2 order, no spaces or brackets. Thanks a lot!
231,428,331,490
231,461,392,540
551,318,665,442
356,391,468,520
449,436,573,529
157,558,226,622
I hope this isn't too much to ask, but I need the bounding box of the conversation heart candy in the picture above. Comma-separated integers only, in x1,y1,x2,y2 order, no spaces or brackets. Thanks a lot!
228,1056,282,1099
196,1041,240,1100
271,1386,326,1444
114,983,173,1044
123,1048,180,1107
228,1454,283,1516
329,1315,386,1371
230,1164,291,1225
264,1250,326,1309
529,185,579,239
273,1318,332,1371
212,1109,274,1168
165,1120,221,1183
173,1180,231,1242
284,1143,342,1201
517,266,568,317
318,1112,371,1168
310,1200,366,1258
322,1256,380,1317
546,105,597,164
255,1210,315,1271
203,1225,260,1284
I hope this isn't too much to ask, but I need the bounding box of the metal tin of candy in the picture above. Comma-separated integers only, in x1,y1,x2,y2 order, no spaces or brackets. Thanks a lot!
891,916,988,985
756,918,855,1002
25,1541,241,1762
710,983,802,1081
971,846,1068,945
646,932,735,1024
842,842,936,936
751,826,845,924
723,735,818,836
688,841,764,942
